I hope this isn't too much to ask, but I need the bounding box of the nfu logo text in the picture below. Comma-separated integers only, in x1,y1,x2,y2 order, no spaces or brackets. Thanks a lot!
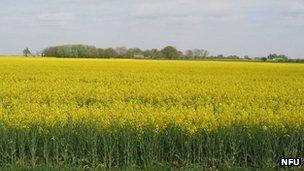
280,158,301,166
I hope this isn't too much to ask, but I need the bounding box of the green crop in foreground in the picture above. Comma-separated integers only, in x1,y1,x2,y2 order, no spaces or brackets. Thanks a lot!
0,57,303,168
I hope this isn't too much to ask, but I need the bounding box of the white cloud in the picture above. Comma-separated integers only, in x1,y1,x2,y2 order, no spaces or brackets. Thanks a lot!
34,0,107,7
133,1,303,16
37,12,74,26
134,1,240,17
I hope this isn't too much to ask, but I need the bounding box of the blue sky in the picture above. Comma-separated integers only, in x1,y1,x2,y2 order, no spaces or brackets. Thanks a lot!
0,0,303,58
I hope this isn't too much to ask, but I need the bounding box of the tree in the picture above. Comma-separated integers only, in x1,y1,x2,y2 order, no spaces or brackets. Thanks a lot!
267,53,278,60
115,47,128,57
193,49,208,58
43,45,98,58
185,50,194,58
161,46,180,59
178,51,184,59
226,55,240,59
277,54,288,60
244,56,251,60
104,48,117,58
203,50,209,57
97,48,105,58
41,44,211,60
144,49,162,59
261,57,267,62
267,53,288,61
217,54,224,58
23,48,31,57
127,48,143,58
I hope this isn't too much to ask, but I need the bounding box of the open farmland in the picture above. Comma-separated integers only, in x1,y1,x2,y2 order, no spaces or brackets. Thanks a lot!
0,57,304,168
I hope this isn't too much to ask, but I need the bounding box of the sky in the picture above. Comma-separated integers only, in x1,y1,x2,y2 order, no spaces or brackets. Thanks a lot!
0,0,303,58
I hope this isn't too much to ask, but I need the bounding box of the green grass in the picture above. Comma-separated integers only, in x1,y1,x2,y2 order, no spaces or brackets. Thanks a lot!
0,125,302,169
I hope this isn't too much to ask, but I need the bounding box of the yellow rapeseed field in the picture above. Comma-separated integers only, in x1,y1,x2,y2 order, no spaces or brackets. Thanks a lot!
0,57,303,168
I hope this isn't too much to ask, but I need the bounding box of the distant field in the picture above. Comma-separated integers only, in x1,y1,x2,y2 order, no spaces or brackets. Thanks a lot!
0,57,304,169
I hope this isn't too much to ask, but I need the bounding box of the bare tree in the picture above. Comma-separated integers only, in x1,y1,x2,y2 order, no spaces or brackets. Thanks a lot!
115,47,128,57
203,50,209,57
185,50,194,58
23,48,31,57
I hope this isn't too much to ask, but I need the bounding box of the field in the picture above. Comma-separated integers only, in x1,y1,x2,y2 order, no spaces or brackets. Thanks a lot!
0,57,304,169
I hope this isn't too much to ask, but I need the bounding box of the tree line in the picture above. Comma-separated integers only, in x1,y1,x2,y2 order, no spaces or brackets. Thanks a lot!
40,44,210,59
23,44,304,62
